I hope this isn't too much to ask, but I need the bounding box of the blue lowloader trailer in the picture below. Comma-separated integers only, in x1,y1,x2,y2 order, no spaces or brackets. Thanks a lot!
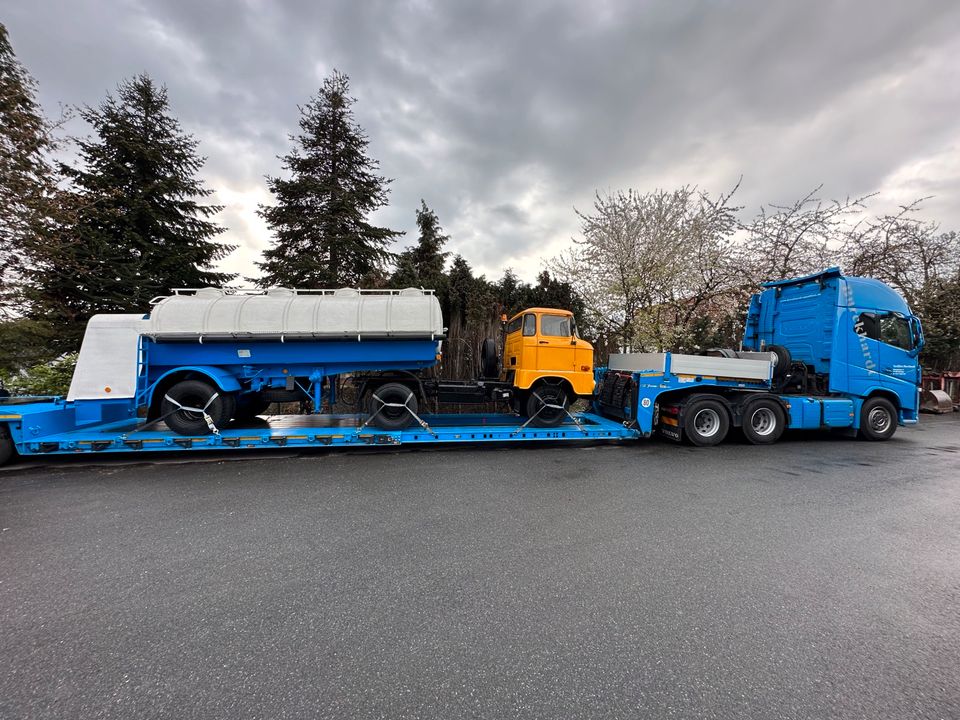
0,287,637,466
594,268,924,445
0,269,924,465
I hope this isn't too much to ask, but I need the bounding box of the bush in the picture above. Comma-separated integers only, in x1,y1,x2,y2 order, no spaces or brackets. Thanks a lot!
3,353,78,397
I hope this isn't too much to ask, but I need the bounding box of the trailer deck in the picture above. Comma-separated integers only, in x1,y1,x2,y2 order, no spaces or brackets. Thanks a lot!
3,410,638,460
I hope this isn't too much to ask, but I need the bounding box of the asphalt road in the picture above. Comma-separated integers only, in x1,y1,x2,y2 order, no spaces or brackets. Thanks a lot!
1,416,959,720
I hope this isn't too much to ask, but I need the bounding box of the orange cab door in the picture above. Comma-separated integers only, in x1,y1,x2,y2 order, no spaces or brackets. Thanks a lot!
536,313,576,372
504,313,539,377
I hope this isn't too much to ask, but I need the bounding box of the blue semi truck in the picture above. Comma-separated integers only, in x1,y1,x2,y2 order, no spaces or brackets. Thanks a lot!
0,268,923,465
595,267,923,445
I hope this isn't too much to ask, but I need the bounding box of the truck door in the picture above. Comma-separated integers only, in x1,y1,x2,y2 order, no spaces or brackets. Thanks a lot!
851,311,918,411
876,312,919,410
537,314,576,372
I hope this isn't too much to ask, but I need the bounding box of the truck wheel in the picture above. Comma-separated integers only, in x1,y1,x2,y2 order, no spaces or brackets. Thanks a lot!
367,382,418,430
742,398,786,445
683,398,729,447
859,397,897,441
161,379,236,435
524,383,569,428
0,425,15,466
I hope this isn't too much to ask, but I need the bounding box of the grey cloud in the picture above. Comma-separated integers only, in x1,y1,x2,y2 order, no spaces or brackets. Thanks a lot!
4,0,960,280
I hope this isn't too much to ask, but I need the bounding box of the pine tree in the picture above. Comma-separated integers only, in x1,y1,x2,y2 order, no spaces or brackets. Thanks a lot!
391,200,449,294
257,70,401,288
27,74,234,351
0,23,57,317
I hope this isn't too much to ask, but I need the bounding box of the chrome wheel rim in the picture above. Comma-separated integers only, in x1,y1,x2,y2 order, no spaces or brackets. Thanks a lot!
750,407,777,437
693,408,721,438
868,407,891,434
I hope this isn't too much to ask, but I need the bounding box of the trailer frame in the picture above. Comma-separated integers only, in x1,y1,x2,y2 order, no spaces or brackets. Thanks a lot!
0,399,639,463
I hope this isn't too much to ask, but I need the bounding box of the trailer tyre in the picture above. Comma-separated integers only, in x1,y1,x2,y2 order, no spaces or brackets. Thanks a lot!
859,396,898,441
524,383,569,428
742,398,786,445
161,379,236,435
0,425,15,466
683,398,730,447
367,382,418,430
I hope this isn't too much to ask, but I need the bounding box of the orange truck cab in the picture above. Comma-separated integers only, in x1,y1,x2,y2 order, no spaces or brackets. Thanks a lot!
502,308,595,422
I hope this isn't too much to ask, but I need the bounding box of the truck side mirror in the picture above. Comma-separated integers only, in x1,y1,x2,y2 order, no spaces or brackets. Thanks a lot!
909,316,924,357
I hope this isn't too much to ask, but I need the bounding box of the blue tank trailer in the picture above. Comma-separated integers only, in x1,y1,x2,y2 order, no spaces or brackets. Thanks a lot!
0,269,924,464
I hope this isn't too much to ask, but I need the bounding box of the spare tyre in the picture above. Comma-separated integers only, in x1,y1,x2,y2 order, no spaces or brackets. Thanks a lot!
479,338,500,379
768,344,792,380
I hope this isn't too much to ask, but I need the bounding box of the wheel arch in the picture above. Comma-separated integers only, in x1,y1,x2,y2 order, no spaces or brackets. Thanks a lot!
147,366,242,419
856,388,902,430
863,387,901,409
529,375,577,400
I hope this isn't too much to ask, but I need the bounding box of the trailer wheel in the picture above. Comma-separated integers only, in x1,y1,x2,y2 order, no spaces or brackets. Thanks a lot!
524,383,569,428
859,396,898,441
0,425,15,466
161,379,236,435
367,382,418,430
683,398,729,447
742,398,786,445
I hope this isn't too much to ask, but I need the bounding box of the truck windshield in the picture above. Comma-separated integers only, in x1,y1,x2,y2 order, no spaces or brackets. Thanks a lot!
540,315,572,337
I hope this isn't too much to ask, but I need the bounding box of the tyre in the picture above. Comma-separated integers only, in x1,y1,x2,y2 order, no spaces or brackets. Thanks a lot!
859,396,898,441
768,344,792,380
0,425,15,466
367,382,418,430
742,398,786,445
234,394,272,421
620,378,635,419
683,398,730,447
161,379,236,435
479,338,500,379
704,348,737,358
524,383,569,428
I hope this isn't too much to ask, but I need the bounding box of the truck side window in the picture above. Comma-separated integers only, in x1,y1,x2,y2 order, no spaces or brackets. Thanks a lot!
522,314,537,336
854,312,879,340
505,317,522,335
540,314,572,337
879,313,912,351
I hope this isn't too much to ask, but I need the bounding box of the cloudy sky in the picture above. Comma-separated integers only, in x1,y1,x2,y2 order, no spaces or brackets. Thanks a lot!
5,0,960,282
